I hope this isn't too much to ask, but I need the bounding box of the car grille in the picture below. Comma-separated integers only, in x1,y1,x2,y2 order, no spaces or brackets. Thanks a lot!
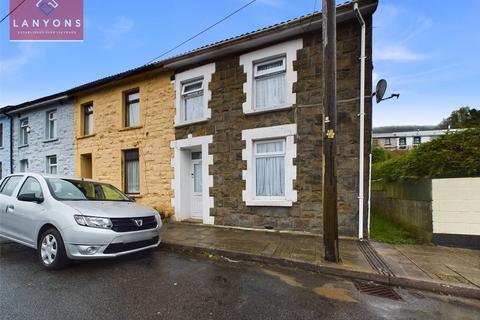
110,216,157,233
103,236,159,254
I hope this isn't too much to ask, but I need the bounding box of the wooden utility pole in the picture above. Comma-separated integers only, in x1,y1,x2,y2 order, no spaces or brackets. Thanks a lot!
322,0,340,262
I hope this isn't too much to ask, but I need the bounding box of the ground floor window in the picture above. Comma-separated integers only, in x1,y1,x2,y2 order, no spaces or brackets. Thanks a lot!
123,149,140,194
242,124,297,207
46,155,57,174
19,159,28,173
254,139,285,197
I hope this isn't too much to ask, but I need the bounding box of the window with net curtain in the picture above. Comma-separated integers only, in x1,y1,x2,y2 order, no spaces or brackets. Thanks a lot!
46,110,57,140
83,104,93,135
182,78,204,122
124,149,140,194
125,90,140,127
254,139,285,197
254,57,286,110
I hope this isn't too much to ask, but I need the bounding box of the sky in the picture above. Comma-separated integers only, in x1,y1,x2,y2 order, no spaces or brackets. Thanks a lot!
0,0,479,127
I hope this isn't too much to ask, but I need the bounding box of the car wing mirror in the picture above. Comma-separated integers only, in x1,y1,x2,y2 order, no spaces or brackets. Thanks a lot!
18,193,44,204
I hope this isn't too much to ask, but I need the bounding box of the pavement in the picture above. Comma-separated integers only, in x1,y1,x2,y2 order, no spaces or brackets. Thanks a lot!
162,222,480,299
1,242,480,320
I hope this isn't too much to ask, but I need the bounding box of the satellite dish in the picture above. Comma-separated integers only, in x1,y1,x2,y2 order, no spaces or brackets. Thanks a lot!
375,79,387,103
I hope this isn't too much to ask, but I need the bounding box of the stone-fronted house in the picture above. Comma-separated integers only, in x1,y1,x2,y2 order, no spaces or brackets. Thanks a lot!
71,69,175,216
168,0,377,236
0,112,12,180
5,94,75,176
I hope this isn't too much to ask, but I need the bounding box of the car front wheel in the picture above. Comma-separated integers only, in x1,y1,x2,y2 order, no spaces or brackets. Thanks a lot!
38,228,70,270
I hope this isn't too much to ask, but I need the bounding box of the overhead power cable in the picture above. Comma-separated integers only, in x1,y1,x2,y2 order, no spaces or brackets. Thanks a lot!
144,0,257,65
0,0,28,24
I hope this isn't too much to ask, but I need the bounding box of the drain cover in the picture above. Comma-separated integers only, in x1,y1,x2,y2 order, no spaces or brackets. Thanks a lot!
353,280,402,300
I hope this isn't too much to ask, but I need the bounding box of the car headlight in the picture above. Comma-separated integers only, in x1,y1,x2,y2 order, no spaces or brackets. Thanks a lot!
74,215,112,229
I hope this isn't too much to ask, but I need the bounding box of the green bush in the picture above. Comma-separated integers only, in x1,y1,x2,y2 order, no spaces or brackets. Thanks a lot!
372,147,390,164
373,128,480,182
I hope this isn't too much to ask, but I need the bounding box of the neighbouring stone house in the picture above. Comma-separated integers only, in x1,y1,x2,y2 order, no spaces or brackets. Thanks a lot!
4,94,75,176
0,113,11,180
71,69,175,215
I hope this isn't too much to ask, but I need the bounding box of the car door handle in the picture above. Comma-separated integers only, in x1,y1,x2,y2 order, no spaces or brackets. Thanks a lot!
6,205,14,212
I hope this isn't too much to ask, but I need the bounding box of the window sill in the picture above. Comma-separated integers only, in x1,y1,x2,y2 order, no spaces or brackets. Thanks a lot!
77,133,96,140
18,144,29,149
174,118,209,128
245,199,293,207
43,138,58,143
244,104,293,116
119,125,143,132
127,194,142,199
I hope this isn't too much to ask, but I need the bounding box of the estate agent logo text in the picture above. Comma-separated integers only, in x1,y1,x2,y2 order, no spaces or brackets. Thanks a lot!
10,0,83,41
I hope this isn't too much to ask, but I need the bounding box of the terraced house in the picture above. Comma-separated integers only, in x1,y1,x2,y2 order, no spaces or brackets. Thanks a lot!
0,0,377,237
2,94,75,176
72,67,175,215
168,0,376,236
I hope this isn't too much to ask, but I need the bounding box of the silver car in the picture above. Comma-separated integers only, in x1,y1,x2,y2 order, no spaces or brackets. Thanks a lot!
0,173,162,270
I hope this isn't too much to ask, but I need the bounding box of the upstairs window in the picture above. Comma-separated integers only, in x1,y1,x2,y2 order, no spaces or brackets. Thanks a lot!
83,104,94,136
399,137,407,148
384,138,391,146
125,90,140,127
181,79,204,122
46,155,57,174
20,118,29,146
46,110,57,140
413,136,421,145
254,57,286,110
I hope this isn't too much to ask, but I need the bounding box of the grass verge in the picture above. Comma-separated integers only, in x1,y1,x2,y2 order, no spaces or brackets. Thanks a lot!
370,214,420,245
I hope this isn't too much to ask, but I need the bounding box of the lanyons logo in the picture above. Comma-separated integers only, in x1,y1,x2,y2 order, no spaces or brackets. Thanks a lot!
36,0,59,16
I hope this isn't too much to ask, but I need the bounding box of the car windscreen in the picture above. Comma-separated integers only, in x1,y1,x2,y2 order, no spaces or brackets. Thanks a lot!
46,178,131,201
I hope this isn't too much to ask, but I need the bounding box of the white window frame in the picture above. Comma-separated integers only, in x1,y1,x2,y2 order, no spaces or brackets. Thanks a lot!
242,124,297,207
174,63,215,126
181,78,204,123
46,110,57,140
46,155,57,174
19,159,28,172
19,118,29,146
240,39,302,115
253,138,286,200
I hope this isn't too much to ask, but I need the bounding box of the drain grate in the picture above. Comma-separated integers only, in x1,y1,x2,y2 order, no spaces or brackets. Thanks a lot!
353,280,402,300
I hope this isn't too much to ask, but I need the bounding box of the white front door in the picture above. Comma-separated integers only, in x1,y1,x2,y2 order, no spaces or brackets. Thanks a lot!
191,153,203,219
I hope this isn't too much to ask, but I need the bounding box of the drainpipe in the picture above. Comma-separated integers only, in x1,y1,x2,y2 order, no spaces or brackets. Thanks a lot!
7,113,14,174
367,153,372,237
354,2,366,239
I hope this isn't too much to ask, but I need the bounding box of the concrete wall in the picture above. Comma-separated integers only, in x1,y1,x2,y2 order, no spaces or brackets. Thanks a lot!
0,114,11,179
74,70,175,216
371,180,433,241
432,178,480,247
11,98,75,175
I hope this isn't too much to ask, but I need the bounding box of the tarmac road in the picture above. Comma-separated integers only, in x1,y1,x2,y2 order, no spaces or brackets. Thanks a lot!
0,242,479,320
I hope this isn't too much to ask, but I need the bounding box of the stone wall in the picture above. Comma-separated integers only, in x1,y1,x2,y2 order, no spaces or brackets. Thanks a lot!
174,18,373,236
74,70,175,216
371,180,433,241
0,115,11,179
11,98,75,175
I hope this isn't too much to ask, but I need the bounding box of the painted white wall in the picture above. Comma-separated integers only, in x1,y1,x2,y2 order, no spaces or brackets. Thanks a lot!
432,177,480,236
